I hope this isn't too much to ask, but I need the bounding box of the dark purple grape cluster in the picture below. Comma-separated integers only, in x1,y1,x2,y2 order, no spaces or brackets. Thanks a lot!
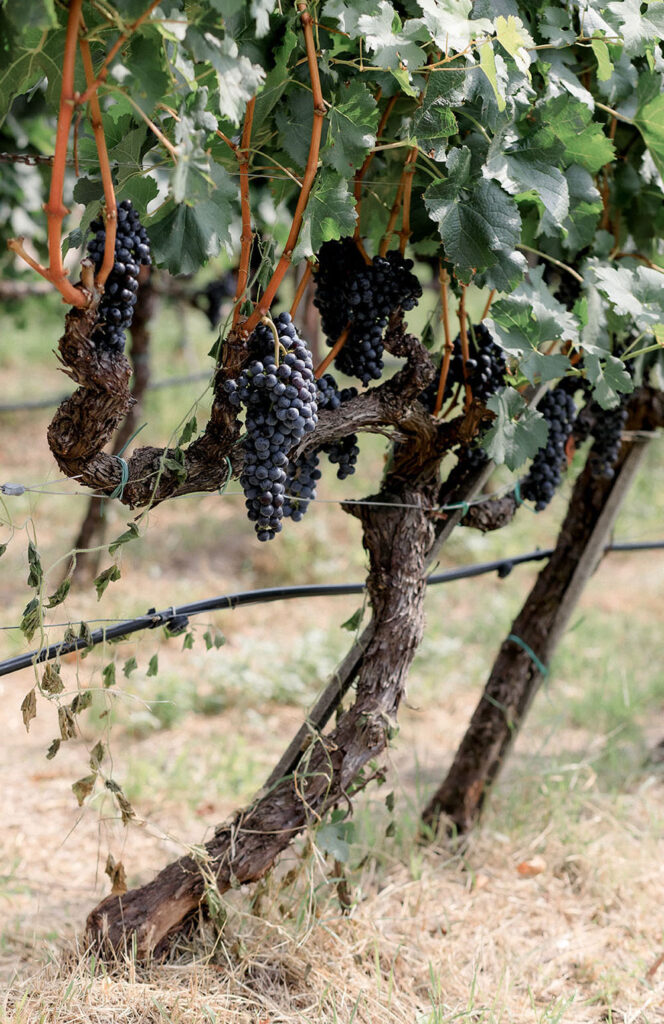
86,199,151,353
520,383,577,510
420,323,506,411
314,240,422,386
282,373,360,522
318,373,360,480
588,398,628,478
224,313,318,541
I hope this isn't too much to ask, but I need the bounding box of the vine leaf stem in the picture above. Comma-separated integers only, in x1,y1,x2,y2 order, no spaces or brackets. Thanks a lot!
481,289,496,321
243,3,325,335
79,36,117,289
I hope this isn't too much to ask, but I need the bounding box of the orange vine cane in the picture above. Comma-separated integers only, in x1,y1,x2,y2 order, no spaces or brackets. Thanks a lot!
79,37,117,289
232,97,256,328
433,265,453,417
290,262,313,318
481,289,496,321
243,3,326,335
314,325,349,378
8,0,87,306
458,284,473,412
379,147,417,258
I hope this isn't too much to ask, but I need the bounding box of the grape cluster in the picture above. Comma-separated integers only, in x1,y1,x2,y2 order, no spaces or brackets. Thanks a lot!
283,373,360,521
225,313,318,541
86,199,151,353
420,323,507,411
314,240,422,386
520,384,577,510
588,399,628,478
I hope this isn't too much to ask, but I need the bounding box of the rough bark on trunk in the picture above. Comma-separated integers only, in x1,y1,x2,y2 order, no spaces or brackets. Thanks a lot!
86,473,437,958
68,268,155,581
421,388,663,835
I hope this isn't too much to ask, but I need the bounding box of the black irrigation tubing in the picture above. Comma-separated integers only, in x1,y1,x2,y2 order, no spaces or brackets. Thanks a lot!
1,540,662,679
0,372,213,414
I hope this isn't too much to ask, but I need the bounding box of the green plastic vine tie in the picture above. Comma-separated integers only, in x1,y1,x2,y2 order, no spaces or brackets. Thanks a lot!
507,633,549,677
218,456,233,495
109,422,147,501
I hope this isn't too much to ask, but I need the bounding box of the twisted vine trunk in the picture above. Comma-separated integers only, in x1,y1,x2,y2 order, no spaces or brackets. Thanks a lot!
421,388,663,835
68,268,155,580
86,476,437,957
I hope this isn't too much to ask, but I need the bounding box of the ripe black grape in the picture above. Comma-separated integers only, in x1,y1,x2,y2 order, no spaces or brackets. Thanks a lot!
420,323,506,411
226,313,318,541
520,383,577,510
86,199,151,353
588,399,628,478
314,240,422,386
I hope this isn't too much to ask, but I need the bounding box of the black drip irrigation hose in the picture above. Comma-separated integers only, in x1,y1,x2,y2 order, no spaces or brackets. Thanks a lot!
0,540,662,679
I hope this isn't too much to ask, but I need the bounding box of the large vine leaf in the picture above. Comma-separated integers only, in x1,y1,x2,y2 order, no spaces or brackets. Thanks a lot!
424,172,525,289
322,81,379,174
634,78,664,180
357,2,429,71
606,0,664,56
484,134,569,234
536,97,614,173
484,388,548,470
415,0,493,52
294,171,357,258
148,163,236,274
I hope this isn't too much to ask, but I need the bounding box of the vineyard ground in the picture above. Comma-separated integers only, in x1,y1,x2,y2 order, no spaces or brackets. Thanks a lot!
1,294,663,1022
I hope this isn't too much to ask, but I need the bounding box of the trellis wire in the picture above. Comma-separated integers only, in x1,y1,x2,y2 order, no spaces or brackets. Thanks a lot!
0,540,662,678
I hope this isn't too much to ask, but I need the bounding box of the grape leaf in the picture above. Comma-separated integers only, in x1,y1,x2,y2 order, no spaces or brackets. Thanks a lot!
494,15,534,76
323,81,379,174
294,171,357,258
186,27,265,125
72,775,97,807
536,97,614,173
484,389,548,470
415,0,493,52
148,163,236,274
607,0,664,56
358,2,428,70
322,0,382,37
635,86,664,180
424,175,525,289
585,352,633,408
413,102,458,160
484,135,569,233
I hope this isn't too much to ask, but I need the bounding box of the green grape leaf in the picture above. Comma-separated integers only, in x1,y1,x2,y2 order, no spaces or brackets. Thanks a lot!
478,40,506,112
322,0,381,37
494,15,535,76
148,163,236,274
585,353,634,408
252,26,298,136
123,656,138,678
94,565,122,601
186,27,266,125
358,2,428,70
607,0,664,56
45,579,71,609
294,171,356,258
316,820,356,863
484,136,569,233
591,38,614,81
323,81,379,174
635,84,664,180
484,389,548,470
416,0,493,52
27,540,42,589
102,663,116,689
424,175,525,289
561,165,603,255
536,97,614,173
108,521,140,556
125,31,171,114
413,103,458,160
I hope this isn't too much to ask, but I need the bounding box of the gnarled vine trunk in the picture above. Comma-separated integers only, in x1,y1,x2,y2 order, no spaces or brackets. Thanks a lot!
421,388,663,835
